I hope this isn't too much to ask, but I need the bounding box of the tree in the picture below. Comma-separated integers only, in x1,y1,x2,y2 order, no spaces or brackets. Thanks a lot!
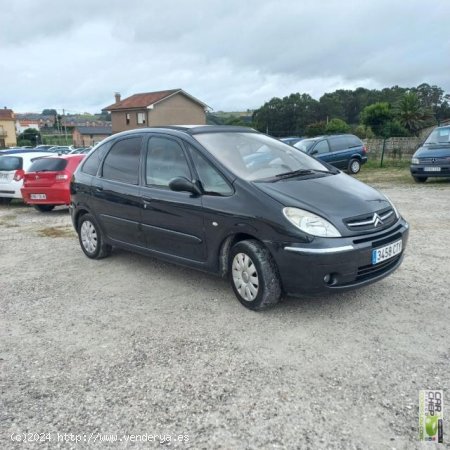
360,102,393,137
18,128,41,146
395,92,433,135
305,121,327,137
41,109,57,116
325,118,351,134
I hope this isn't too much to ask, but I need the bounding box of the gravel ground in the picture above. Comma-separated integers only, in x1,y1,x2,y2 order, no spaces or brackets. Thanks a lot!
0,182,449,449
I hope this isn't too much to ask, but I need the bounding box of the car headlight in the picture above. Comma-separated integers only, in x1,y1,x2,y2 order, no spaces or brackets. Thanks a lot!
283,207,341,237
411,157,420,164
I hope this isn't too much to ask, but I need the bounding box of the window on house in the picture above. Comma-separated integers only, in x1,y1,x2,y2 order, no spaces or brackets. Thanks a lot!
137,112,146,125
126,113,130,125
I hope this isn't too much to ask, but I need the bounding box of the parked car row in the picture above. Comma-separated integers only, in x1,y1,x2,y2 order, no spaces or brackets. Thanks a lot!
0,149,85,209
1,145,92,155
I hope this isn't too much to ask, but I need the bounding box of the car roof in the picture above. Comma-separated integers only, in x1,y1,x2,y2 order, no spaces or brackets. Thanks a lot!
104,125,257,141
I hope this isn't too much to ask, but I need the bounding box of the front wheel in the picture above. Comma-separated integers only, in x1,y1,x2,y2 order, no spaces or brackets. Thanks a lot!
34,205,55,212
348,158,361,174
413,176,427,183
229,240,282,310
78,213,111,259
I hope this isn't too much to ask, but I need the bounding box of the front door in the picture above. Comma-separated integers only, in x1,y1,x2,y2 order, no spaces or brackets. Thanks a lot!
140,135,206,262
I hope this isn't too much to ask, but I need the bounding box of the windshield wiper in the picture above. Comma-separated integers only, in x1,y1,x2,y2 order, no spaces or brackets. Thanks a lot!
254,168,333,182
275,169,314,179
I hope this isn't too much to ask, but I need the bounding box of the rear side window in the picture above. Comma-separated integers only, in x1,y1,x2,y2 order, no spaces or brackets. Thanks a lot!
329,136,350,151
81,142,112,176
347,136,363,148
0,156,22,171
102,137,142,184
28,158,67,172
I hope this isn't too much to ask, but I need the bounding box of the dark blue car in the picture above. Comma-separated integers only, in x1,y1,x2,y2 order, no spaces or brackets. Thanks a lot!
293,134,368,174
410,125,450,182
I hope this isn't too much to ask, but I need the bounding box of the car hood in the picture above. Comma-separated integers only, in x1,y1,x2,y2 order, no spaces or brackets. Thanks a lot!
254,172,391,235
414,145,450,158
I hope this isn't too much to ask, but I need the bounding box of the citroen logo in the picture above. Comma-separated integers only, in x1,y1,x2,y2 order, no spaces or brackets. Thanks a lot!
373,213,383,227
35,175,39,179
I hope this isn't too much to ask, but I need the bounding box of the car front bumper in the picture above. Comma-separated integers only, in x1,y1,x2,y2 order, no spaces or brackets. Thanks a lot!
410,164,450,177
266,218,409,296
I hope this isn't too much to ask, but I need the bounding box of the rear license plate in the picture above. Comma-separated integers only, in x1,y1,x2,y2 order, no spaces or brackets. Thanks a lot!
424,166,441,172
30,194,46,200
372,240,402,265
0,173,9,180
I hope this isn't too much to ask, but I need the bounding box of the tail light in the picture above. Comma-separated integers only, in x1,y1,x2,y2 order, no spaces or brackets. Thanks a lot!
13,169,25,182
362,146,367,155
55,173,69,181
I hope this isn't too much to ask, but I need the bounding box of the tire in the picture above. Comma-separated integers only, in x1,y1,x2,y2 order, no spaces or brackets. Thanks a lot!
413,176,427,183
78,213,112,259
34,205,55,212
229,239,282,310
348,158,361,174
0,197,12,205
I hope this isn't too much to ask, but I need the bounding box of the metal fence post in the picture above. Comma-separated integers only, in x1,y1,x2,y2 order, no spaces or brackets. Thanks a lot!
380,138,387,168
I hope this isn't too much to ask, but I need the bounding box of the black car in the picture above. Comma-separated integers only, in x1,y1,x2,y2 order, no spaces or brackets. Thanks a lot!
410,125,450,182
293,134,368,174
70,126,409,310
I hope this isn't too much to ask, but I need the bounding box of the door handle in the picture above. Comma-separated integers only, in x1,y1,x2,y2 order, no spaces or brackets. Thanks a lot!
94,185,103,191
142,197,152,209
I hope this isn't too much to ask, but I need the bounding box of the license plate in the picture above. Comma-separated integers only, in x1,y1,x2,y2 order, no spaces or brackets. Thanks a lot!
424,166,441,172
372,240,402,265
0,173,8,180
30,194,46,200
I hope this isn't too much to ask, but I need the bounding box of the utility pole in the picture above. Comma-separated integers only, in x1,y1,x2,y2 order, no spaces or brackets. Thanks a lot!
62,109,68,144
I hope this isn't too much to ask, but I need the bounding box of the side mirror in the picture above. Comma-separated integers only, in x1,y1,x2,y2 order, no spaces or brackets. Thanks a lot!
310,149,318,156
169,177,202,195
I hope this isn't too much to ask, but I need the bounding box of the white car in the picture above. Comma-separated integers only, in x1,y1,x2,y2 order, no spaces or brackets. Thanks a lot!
0,152,53,204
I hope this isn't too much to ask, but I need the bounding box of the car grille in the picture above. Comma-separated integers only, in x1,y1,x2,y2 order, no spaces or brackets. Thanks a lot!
344,207,396,232
355,254,402,282
418,156,450,164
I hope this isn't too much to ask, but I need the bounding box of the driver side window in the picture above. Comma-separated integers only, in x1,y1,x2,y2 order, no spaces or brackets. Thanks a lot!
146,137,191,187
313,140,330,154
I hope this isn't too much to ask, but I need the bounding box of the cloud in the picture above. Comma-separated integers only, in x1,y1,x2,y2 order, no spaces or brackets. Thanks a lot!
1,0,449,113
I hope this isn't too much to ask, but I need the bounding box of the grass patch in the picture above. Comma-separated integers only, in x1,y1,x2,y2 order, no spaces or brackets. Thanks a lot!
37,226,75,238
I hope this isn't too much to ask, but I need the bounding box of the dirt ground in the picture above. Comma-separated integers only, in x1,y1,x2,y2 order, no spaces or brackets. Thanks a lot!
1,178,449,449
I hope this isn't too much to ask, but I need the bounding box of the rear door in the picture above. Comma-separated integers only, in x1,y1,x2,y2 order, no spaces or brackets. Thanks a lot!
328,136,350,169
140,135,207,261
91,135,144,247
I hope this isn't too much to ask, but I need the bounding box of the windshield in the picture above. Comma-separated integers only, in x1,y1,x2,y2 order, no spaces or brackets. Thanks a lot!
424,127,450,146
193,132,330,181
0,156,22,171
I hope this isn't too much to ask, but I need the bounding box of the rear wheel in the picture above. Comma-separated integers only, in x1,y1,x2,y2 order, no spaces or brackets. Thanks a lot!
413,176,427,183
78,213,111,259
34,205,55,212
0,198,12,205
348,158,361,174
229,240,281,310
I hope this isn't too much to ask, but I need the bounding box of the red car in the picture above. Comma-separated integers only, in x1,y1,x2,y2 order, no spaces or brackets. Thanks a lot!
21,154,85,212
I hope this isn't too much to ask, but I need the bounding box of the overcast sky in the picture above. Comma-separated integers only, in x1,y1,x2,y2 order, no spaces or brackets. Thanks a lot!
1,0,449,114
